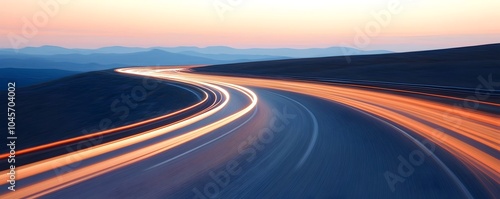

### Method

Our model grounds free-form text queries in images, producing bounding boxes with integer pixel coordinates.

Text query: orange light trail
[0,91,209,159]
[177,71,500,185]
[0,68,258,198]
[0,68,229,186]
[2,67,497,198]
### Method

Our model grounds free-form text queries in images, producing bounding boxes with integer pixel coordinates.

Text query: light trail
[152,69,500,189]
[114,68,500,183]
[176,72,499,187]
[327,82,500,107]
[1,68,258,198]
[2,66,497,198]
[0,69,226,182]
[0,70,226,187]
[0,91,210,159]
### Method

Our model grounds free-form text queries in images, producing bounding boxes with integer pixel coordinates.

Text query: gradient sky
[1,0,499,51]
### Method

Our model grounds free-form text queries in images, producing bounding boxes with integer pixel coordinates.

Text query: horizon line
[2,42,500,54]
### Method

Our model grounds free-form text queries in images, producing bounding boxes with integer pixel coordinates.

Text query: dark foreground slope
[0,71,203,152]
[196,44,500,89]
[0,68,79,89]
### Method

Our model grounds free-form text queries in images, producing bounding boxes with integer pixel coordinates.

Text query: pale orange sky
[1,0,499,51]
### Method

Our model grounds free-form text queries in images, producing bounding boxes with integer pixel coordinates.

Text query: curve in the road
[0,68,259,198]
[2,66,498,198]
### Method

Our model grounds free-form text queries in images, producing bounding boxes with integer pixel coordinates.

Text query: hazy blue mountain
[1,45,391,59]
[0,45,83,55]
[34,49,220,65]
[158,46,241,54]
[159,46,391,58]
[0,50,19,55]
[177,51,290,61]
[0,49,223,71]
[91,46,148,54]
[0,46,392,72]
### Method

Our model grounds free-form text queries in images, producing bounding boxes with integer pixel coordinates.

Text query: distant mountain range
[0,45,390,57]
[158,46,390,58]
[0,50,219,66]
[0,45,391,72]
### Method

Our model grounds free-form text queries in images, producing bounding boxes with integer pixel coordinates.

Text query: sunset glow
[1,0,499,51]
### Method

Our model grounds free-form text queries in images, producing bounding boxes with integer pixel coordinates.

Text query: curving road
[1,66,498,198]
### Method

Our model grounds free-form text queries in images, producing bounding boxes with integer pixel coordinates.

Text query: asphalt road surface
[1,67,498,199]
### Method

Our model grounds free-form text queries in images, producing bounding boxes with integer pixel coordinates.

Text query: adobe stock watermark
[384,74,499,192]
[340,0,405,63]
[192,106,296,199]
[51,76,163,180]
[8,0,70,49]
[212,0,244,20]
[383,132,441,192]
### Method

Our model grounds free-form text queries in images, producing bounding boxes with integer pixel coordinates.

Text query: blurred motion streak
[176,71,499,186]
[0,92,210,159]
[1,67,498,198]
